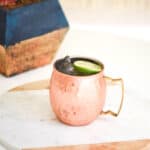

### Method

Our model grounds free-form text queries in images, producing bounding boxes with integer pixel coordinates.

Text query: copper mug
[50,57,124,126]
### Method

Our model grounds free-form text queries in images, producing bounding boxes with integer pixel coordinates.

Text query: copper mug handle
[101,76,124,117]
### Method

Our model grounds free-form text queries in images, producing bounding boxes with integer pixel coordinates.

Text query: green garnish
[73,60,102,74]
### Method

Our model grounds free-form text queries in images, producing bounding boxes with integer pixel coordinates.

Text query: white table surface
[0,26,150,149]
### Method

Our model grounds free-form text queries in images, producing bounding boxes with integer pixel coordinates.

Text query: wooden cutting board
[24,139,150,150]
[9,80,150,150]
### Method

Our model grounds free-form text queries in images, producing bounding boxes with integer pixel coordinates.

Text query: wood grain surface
[23,139,150,150]
[0,28,68,76]
[9,79,50,92]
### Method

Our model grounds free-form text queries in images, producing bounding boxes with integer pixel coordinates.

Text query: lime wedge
[73,60,102,74]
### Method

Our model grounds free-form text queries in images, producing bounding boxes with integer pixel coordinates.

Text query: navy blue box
[0,0,69,46]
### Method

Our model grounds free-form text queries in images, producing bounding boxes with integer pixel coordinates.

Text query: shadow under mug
[50,57,124,126]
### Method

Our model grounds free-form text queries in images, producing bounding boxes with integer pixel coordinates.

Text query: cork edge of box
[0,27,68,77]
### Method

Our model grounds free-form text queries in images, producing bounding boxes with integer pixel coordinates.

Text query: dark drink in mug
[56,56,103,76]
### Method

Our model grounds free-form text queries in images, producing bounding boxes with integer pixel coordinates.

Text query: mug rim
[53,56,105,77]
